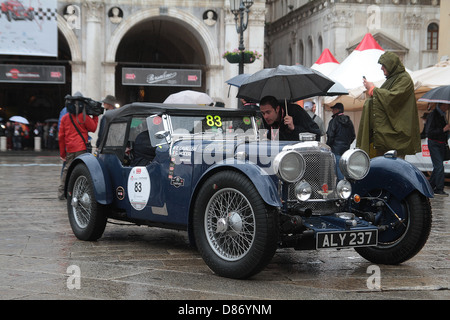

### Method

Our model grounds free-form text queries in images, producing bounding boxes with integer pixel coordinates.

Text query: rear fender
[352,156,434,199]
[65,153,113,205]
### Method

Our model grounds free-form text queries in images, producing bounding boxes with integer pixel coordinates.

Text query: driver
[259,96,320,141]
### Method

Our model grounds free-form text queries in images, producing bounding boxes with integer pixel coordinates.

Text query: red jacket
[58,113,98,158]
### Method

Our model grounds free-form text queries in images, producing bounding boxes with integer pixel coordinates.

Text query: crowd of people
[2,121,60,151]
[1,52,448,198]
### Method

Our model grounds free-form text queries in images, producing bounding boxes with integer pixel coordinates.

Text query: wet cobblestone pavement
[0,151,448,300]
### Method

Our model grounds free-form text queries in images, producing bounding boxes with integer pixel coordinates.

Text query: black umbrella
[418,85,450,104]
[237,64,335,103]
[225,73,251,87]
[326,81,349,96]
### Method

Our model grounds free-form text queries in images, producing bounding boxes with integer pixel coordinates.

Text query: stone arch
[105,7,220,66]
[57,14,82,62]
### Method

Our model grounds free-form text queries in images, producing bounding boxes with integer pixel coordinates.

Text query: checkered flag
[35,7,57,21]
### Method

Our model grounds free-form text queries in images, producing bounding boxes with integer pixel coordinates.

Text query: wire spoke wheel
[205,188,255,261]
[355,190,432,264]
[67,164,107,241]
[193,171,278,279]
[71,175,92,229]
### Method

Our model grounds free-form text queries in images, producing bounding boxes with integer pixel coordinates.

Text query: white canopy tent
[324,33,386,111]
[311,48,340,76]
[410,59,450,108]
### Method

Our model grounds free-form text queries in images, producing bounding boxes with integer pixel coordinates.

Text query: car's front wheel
[355,190,432,264]
[67,164,107,241]
[193,171,278,279]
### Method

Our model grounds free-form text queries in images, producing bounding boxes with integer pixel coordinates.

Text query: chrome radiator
[287,146,340,215]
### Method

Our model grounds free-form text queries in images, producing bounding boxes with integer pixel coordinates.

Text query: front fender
[65,153,113,205]
[195,159,281,208]
[353,156,434,199]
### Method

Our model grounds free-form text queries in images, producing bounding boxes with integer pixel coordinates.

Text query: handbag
[445,144,450,161]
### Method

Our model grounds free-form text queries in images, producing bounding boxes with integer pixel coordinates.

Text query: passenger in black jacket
[259,96,321,141]
[425,103,450,196]
[326,103,356,180]
[131,130,156,166]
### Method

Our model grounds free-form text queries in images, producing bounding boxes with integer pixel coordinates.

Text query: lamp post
[229,0,254,75]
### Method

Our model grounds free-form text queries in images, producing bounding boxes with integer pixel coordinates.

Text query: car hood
[171,138,329,167]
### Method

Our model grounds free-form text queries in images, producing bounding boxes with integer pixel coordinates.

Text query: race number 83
[206,115,222,127]
[127,167,151,211]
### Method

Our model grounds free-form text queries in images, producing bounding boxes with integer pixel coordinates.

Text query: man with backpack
[57,93,99,200]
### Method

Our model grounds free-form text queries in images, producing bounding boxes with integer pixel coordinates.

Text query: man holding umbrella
[425,103,450,196]
[237,64,334,141]
[259,96,320,141]
[418,85,450,196]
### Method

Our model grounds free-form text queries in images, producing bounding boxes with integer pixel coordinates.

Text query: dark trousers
[58,150,87,199]
[428,139,446,192]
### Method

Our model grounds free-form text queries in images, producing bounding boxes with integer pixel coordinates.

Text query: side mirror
[154,130,171,145]
[155,130,169,139]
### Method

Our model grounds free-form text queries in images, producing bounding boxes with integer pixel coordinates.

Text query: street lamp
[229,0,254,75]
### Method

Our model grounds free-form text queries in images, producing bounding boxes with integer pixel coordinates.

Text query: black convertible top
[98,102,259,150]
[104,102,258,124]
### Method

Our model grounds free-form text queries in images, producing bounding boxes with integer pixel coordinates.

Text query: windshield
[170,115,259,139]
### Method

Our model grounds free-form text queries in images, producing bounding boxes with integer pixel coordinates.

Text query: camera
[83,97,103,116]
[65,94,104,116]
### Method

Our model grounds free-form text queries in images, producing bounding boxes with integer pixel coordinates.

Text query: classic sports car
[64,103,433,279]
[1,1,34,22]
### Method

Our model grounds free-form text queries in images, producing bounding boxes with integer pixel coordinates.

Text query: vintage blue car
[64,103,433,279]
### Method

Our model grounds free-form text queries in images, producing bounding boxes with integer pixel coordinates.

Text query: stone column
[70,60,86,94]
[102,62,117,102]
[83,1,104,101]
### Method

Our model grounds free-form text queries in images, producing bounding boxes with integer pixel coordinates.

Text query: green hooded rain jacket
[356,51,421,157]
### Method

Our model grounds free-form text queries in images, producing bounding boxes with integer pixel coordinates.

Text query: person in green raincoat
[357,51,421,158]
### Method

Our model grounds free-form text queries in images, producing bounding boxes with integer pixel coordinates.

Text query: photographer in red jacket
[58,93,99,200]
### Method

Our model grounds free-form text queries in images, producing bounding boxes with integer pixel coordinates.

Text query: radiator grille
[288,150,340,215]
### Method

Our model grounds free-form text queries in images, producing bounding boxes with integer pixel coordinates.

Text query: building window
[427,23,439,50]
[298,41,304,65]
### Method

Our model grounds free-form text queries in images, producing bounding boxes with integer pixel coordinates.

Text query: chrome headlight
[336,179,352,199]
[273,150,305,183]
[339,149,370,180]
[295,180,312,201]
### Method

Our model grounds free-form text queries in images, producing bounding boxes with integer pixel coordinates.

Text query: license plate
[316,230,378,249]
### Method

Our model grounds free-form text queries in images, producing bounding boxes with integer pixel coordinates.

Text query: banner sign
[0,64,65,83]
[122,67,202,87]
[0,0,57,57]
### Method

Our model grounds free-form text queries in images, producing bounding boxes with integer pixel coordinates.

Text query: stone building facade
[265,0,441,71]
[0,0,443,127]
[59,0,266,108]
[0,0,266,125]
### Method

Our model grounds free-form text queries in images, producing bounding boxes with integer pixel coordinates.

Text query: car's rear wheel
[355,190,432,264]
[193,171,278,279]
[67,164,107,241]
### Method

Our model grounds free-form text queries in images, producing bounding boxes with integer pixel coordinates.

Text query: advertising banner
[0,64,65,83]
[0,0,57,57]
[122,67,202,87]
